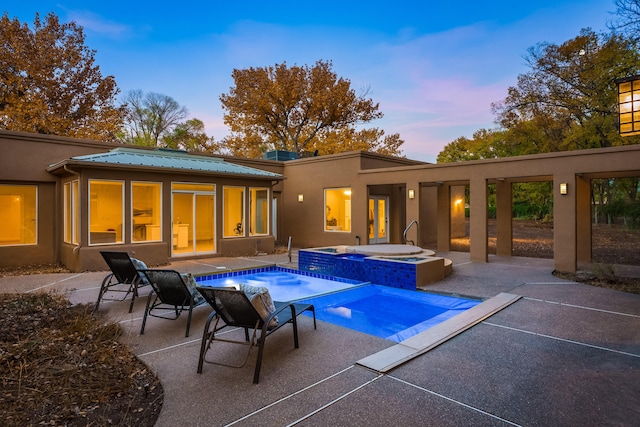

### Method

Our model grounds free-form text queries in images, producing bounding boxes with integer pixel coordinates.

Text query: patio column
[554,174,577,273]
[436,184,451,251]
[405,181,420,246]
[496,180,512,257]
[576,175,592,266]
[470,177,488,263]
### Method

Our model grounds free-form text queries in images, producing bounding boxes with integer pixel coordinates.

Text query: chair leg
[198,311,218,373]
[128,281,138,313]
[185,303,194,337]
[309,306,317,329]
[291,310,299,349]
[95,274,113,311]
[253,329,268,384]
[140,291,155,335]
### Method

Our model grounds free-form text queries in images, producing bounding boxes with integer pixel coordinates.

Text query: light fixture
[297,194,304,202]
[408,189,415,199]
[559,183,568,195]
[455,198,463,205]
[617,75,640,136]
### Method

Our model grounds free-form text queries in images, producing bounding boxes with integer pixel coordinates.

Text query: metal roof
[48,147,283,179]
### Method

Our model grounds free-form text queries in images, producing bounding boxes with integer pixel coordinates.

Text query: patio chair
[139,269,206,337]
[196,285,316,383]
[96,251,147,313]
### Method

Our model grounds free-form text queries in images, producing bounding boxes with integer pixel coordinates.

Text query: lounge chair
[139,269,206,337]
[196,285,316,383]
[96,251,147,313]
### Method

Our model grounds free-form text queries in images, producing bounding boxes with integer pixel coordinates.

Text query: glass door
[368,196,388,244]
[171,183,215,256]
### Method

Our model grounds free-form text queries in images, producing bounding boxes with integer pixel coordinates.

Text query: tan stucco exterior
[1,130,640,273]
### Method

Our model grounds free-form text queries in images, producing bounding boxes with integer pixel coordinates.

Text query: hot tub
[298,245,451,289]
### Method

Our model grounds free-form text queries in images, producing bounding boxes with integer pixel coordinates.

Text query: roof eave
[47,159,285,181]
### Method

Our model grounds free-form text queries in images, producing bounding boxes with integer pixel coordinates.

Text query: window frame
[64,180,79,245]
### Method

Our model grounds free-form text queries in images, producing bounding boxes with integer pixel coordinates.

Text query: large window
[132,182,162,242]
[64,180,79,244]
[324,188,351,232]
[0,184,37,246]
[223,186,245,237]
[250,187,269,236]
[89,180,123,245]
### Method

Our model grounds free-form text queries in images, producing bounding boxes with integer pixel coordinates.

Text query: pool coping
[356,292,522,373]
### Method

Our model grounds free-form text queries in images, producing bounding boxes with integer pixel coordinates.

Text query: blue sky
[4,1,614,162]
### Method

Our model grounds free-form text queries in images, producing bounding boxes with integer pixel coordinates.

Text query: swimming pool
[195,266,480,343]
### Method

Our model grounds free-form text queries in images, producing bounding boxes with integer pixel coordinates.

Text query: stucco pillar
[436,184,451,251]
[496,180,512,257]
[405,182,420,245]
[450,185,466,238]
[470,177,488,263]
[554,175,577,273]
[576,175,592,266]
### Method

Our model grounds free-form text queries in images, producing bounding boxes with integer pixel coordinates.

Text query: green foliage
[162,118,222,153]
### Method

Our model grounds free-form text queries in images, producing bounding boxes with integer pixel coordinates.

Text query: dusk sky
[5,1,614,162]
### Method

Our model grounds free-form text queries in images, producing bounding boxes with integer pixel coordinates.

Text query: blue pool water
[296,285,480,342]
[195,267,480,343]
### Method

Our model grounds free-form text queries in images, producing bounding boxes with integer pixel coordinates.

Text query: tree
[0,12,124,140]
[120,90,188,146]
[491,29,640,152]
[609,0,640,40]
[219,60,403,157]
[162,118,223,153]
[437,129,511,163]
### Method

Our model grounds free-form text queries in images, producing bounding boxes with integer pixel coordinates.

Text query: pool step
[356,292,522,373]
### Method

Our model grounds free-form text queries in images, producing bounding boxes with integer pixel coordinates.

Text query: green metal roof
[49,147,283,179]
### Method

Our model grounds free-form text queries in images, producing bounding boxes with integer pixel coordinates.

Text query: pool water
[296,285,481,342]
[195,268,358,301]
[195,267,480,343]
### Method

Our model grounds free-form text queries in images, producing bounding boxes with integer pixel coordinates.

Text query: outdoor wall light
[617,75,640,136]
[455,198,463,205]
[298,194,304,202]
[408,189,415,199]
[559,183,568,195]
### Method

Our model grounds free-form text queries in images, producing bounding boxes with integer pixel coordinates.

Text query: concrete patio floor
[2,251,639,426]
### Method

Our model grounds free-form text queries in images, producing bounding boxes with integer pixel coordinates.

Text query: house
[2,129,640,273]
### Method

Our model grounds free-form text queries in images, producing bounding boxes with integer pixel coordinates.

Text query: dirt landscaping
[451,219,640,294]
[451,219,640,265]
